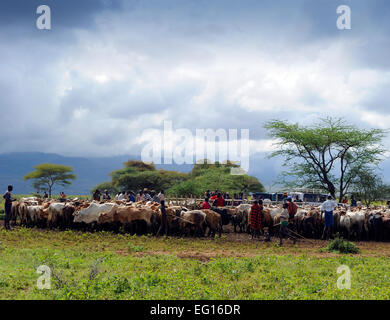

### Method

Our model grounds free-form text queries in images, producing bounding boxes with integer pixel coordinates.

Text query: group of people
[249,195,340,244]
[202,191,226,209]
[92,189,113,201]
[249,197,299,245]
[341,196,358,207]
[202,190,251,208]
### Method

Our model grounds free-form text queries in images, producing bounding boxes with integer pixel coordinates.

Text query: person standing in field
[202,198,211,210]
[157,190,168,236]
[144,191,152,201]
[93,189,101,201]
[129,192,135,202]
[60,192,66,202]
[136,191,144,202]
[3,185,15,230]
[216,193,225,207]
[321,196,338,240]
[279,203,296,245]
[152,191,160,203]
[250,200,263,239]
[102,190,111,200]
[286,197,298,231]
[209,192,217,201]
[350,196,357,207]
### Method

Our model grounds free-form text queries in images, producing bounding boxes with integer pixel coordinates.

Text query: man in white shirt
[321,196,338,240]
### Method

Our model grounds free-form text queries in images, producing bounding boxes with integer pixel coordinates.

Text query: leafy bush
[127,243,145,252]
[327,237,360,254]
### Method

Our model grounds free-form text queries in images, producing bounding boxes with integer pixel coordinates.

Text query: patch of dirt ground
[3,225,390,259]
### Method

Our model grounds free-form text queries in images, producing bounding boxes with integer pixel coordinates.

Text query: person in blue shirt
[350,196,357,207]
[129,192,135,202]
[3,185,15,230]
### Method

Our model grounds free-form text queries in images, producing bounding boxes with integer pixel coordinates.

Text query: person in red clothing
[250,200,264,239]
[216,193,225,207]
[209,193,217,200]
[202,198,211,210]
[286,197,298,231]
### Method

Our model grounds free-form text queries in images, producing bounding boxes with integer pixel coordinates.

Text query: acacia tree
[24,163,76,197]
[108,160,188,192]
[264,117,387,201]
[352,170,390,206]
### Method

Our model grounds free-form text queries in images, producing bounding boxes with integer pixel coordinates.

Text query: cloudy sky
[1,0,390,183]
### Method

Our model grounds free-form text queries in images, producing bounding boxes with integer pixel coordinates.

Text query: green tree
[264,117,387,201]
[168,162,264,196]
[351,170,390,206]
[123,160,156,172]
[168,180,202,197]
[107,160,188,193]
[24,163,76,197]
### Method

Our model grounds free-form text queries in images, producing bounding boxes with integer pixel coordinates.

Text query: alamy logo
[37,265,51,289]
[141,121,250,175]
[336,5,351,30]
[36,5,51,30]
[337,265,351,289]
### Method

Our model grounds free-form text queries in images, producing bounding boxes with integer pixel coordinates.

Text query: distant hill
[0,152,282,195]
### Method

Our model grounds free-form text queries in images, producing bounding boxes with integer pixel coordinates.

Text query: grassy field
[0,227,389,300]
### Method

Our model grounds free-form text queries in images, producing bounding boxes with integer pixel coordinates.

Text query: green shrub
[327,237,360,254]
[127,243,145,253]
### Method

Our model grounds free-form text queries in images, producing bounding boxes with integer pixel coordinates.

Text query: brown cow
[202,209,222,237]
[98,205,156,233]
[179,210,206,236]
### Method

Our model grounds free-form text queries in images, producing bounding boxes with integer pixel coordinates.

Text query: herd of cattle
[7,197,390,241]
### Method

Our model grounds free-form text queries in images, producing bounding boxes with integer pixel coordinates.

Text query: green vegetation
[92,160,264,196]
[0,228,389,299]
[95,160,188,195]
[327,237,360,254]
[24,163,77,197]
[351,170,390,206]
[169,161,264,196]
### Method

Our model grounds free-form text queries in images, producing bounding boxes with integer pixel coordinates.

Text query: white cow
[269,207,283,218]
[48,202,72,227]
[26,205,44,224]
[73,202,116,224]
[339,214,351,238]
[346,210,365,240]
[20,197,39,202]
[263,199,272,206]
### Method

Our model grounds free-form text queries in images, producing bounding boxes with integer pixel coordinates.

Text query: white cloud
[360,111,390,129]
